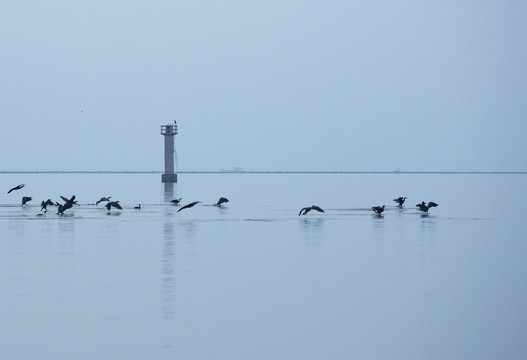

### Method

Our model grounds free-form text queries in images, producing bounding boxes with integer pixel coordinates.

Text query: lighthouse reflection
[164,182,175,202]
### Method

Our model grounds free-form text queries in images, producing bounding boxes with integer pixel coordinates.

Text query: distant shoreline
[1,170,526,175]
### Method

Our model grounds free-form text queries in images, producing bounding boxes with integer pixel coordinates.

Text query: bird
[393,197,406,207]
[60,195,79,206]
[21,196,32,206]
[177,201,201,212]
[106,201,122,211]
[58,195,76,214]
[416,201,439,213]
[40,199,54,211]
[372,205,385,215]
[170,198,182,205]
[134,204,141,210]
[96,196,111,206]
[299,205,325,216]
[7,184,25,194]
[216,197,229,206]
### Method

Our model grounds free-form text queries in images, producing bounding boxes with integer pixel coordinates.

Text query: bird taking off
[372,205,385,215]
[21,196,32,206]
[106,201,122,211]
[7,184,25,194]
[216,197,229,206]
[58,195,76,214]
[393,197,406,207]
[416,201,438,213]
[299,205,325,216]
[177,201,201,212]
[41,199,54,211]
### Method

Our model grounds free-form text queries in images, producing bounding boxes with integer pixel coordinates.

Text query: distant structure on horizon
[160,122,178,183]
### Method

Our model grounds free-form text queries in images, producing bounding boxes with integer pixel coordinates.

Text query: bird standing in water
[372,205,385,215]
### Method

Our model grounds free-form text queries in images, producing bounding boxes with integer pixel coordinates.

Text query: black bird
[7,184,25,194]
[177,201,201,212]
[106,201,122,211]
[416,201,439,213]
[21,196,32,206]
[299,205,325,216]
[372,205,385,215]
[40,199,54,211]
[216,197,229,206]
[134,204,141,210]
[170,198,182,205]
[60,195,79,206]
[58,195,76,214]
[96,197,111,206]
[393,197,406,207]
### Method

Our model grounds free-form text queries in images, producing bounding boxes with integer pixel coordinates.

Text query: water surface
[1,173,526,360]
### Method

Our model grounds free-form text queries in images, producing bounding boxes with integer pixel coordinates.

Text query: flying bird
[177,201,201,212]
[40,199,54,211]
[96,197,111,206]
[134,204,141,210]
[106,201,122,211]
[216,197,229,206]
[58,195,76,214]
[170,198,182,205]
[21,196,32,206]
[393,197,406,207]
[7,184,25,194]
[416,201,439,213]
[372,205,385,215]
[60,195,79,206]
[299,205,325,216]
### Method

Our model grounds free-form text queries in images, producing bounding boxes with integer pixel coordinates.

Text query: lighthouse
[160,122,178,183]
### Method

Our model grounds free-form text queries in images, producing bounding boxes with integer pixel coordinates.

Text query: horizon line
[1,170,526,175]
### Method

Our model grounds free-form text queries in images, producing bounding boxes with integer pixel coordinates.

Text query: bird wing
[299,207,308,216]
[312,206,324,213]
[60,196,69,203]
[178,204,190,212]
[114,202,122,210]
[428,202,438,208]
[177,202,196,212]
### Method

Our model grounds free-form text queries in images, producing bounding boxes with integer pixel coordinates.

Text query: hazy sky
[1,0,526,172]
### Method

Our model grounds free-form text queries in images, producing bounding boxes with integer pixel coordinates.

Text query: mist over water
[1,173,526,360]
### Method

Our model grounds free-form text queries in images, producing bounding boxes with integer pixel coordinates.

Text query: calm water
[1,173,526,360]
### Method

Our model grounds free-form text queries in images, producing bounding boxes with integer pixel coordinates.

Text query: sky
[1,0,526,172]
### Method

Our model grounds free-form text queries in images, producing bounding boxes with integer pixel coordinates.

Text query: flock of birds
[299,196,438,217]
[5,184,231,215]
[6,184,438,217]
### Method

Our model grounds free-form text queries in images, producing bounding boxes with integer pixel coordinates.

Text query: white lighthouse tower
[160,122,178,183]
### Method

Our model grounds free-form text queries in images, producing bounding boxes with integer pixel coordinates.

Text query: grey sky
[1,0,526,172]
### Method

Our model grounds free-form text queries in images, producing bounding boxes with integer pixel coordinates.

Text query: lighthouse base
[162,174,178,183]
